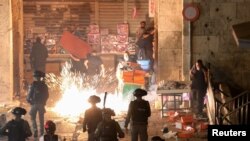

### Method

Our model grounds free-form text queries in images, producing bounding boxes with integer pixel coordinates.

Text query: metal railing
[206,69,250,125]
[213,88,231,124]
[218,90,250,125]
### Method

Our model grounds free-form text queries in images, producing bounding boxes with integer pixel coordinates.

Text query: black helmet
[12,107,27,115]
[45,120,56,134]
[102,108,115,116]
[33,70,45,78]
[36,37,41,43]
[133,88,147,97]
[162,127,169,133]
[88,95,101,104]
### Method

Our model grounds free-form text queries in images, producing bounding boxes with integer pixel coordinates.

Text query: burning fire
[46,62,130,120]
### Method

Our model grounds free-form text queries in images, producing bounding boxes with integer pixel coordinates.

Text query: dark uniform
[30,37,48,73]
[95,108,124,141]
[125,88,151,141]
[190,60,208,117]
[83,95,103,141]
[0,107,32,141]
[27,71,49,137]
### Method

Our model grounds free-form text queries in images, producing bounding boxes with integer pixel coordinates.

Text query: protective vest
[99,120,117,141]
[131,100,150,124]
[28,81,49,105]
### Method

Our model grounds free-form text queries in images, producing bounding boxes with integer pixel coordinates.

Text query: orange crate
[166,111,175,116]
[177,130,195,138]
[200,122,208,130]
[181,115,194,123]
[134,76,144,80]
[122,71,134,77]
[133,80,145,85]
[134,76,145,84]
[167,116,178,122]
[128,62,140,68]
[134,70,146,75]
[123,77,133,83]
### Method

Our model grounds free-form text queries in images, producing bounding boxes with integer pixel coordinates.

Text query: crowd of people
[0,87,152,141]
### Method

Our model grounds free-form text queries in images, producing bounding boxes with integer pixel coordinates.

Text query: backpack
[29,81,48,105]
[131,100,150,123]
[99,120,117,141]
[7,119,32,141]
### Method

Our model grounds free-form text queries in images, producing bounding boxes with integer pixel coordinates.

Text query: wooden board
[157,89,190,94]
[60,31,91,59]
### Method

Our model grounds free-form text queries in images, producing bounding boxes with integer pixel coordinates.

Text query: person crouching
[95,108,125,141]
[39,120,60,141]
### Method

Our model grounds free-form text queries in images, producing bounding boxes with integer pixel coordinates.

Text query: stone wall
[0,0,13,101]
[156,0,183,81]
[157,0,250,89]
[187,0,250,89]
[12,0,24,98]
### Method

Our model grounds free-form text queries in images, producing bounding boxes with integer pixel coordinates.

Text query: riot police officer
[83,95,103,141]
[0,107,32,141]
[39,120,61,141]
[124,88,151,141]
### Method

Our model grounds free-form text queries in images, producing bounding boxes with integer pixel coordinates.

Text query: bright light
[52,86,93,117]
[46,62,129,121]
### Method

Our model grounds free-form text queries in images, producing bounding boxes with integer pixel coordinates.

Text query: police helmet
[102,108,115,116]
[163,127,169,133]
[88,95,101,104]
[133,88,147,97]
[11,107,27,115]
[45,120,56,134]
[33,70,45,78]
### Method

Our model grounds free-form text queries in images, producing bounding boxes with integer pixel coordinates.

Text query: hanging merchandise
[117,23,129,35]
[132,6,137,19]
[87,34,100,44]
[149,0,155,17]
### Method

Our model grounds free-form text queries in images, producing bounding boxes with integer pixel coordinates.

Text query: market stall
[157,81,191,117]
[120,63,147,101]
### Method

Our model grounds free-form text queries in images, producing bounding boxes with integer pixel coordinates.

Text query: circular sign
[182,4,200,22]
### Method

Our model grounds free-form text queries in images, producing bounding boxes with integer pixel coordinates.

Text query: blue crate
[137,59,150,71]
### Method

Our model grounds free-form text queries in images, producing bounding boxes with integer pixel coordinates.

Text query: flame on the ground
[46,62,129,120]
